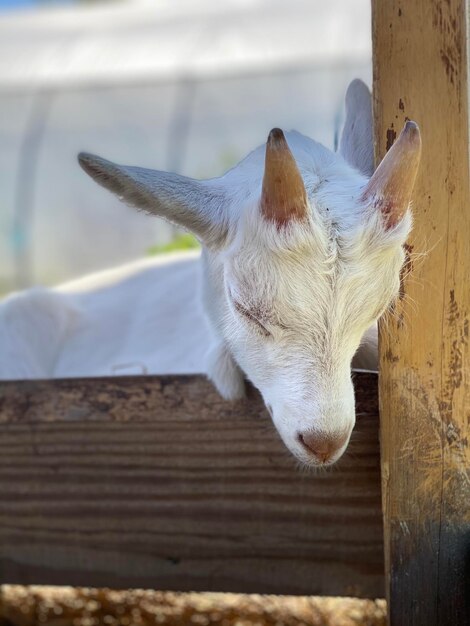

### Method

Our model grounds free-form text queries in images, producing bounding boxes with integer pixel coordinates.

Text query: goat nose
[297,430,349,463]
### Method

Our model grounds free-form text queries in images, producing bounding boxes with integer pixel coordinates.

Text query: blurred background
[0,0,371,295]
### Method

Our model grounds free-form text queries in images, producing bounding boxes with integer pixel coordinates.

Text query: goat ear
[78,153,228,246]
[339,79,374,177]
[361,121,421,228]
[260,128,308,226]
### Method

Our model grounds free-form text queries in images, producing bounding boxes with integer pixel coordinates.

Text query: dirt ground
[0,587,386,626]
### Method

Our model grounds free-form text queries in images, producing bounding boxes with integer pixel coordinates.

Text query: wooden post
[373,1,470,624]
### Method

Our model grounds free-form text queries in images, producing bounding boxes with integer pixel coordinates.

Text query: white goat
[0,80,421,466]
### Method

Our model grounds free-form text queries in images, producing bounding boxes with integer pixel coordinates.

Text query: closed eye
[233,300,272,337]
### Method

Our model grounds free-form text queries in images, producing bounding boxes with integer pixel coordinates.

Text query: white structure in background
[0,0,371,292]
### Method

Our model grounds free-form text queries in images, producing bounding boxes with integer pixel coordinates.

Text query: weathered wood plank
[0,373,383,597]
[373,1,470,624]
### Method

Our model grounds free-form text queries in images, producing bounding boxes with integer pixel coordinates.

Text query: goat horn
[362,120,421,228]
[261,128,308,225]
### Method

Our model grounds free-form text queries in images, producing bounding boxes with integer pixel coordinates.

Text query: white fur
[0,250,378,380]
[0,80,412,466]
[0,252,212,379]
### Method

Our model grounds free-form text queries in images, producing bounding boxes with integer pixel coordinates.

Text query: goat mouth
[296,452,339,469]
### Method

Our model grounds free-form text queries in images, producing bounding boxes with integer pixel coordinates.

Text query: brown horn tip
[261,128,308,226]
[404,120,419,134]
[267,127,286,144]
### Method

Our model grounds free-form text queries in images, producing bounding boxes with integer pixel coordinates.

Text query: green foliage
[146,233,200,256]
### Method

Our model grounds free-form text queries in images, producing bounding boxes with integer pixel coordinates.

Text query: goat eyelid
[232,300,272,337]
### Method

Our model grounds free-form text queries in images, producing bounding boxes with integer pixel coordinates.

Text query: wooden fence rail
[0,372,382,597]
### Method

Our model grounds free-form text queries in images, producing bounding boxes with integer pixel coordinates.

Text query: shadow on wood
[0,372,383,597]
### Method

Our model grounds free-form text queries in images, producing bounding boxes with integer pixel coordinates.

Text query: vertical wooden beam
[373,1,470,624]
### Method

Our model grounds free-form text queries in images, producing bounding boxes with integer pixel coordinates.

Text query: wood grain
[0,373,383,597]
[373,1,470,624]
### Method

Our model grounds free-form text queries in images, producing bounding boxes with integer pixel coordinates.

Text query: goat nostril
[298,433,331,462]
[297,430,348,463]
